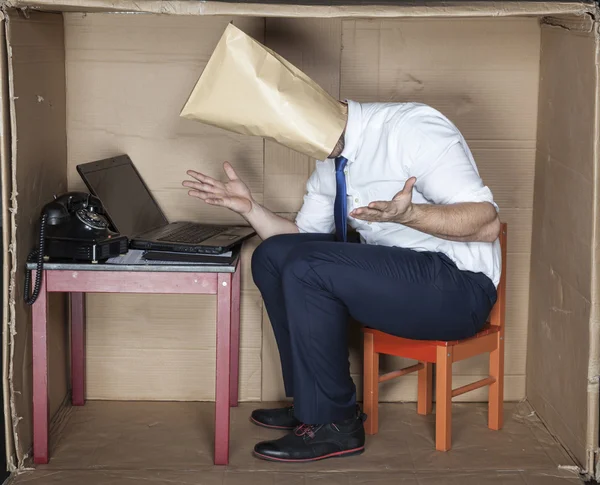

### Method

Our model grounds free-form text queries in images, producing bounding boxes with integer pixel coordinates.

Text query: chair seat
[362,323,500,363]
[361,224,507,451]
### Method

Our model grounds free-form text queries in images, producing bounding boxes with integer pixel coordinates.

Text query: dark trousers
[251,233,497,425]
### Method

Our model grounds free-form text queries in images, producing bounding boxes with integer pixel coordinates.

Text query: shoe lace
[294,423,321,439]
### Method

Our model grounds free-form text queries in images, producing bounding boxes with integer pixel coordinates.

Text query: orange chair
[362,223,507,451]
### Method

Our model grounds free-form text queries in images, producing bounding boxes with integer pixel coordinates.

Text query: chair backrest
[489,222,507,328]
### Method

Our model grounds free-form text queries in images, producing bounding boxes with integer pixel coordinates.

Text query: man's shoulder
[358,100,434,113]
[360,101,449,128]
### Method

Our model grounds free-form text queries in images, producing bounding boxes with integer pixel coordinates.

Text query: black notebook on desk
[142,248,238,265]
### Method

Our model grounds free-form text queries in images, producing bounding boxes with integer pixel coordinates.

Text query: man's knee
[281,242,330,285]
[251,234,300,287]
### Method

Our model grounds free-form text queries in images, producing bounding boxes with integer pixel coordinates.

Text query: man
[182,99,501,463]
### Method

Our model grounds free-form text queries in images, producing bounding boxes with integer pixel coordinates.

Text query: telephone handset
[43,191,107,228]
[24,192,128,305]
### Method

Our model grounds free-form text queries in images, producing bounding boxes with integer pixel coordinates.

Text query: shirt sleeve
[406,116,498,211]
[295,165,336,234]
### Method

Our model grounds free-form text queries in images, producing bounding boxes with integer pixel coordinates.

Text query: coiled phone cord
[24,213,47,305]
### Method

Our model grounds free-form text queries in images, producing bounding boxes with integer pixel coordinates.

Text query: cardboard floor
[8,402,585,484]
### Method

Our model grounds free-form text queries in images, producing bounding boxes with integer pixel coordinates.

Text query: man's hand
[183,161,253,215]
[183,161,299,240]
[350,176,500,243]
[350,177,416,223]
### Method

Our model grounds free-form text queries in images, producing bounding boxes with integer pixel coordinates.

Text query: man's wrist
[396,203,418,225]
[242,198,260,220]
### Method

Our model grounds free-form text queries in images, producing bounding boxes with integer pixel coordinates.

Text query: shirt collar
[339,99,361,163]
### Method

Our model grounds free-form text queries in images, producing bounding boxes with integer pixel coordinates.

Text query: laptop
[76,155,256,254]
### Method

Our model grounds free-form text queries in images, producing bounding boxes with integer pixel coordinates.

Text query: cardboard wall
[63,13,540,405]
[5,0,597,19]
[527,21,597,469]
[64,14,264,402]
[0,12,15,467]
[341,17,540,402]
[6,12,69,462]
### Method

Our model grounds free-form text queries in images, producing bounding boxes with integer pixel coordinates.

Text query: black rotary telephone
[24,192,128,305]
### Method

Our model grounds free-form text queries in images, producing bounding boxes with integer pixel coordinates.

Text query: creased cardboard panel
[590,21,600,482]
[264,16,538,403]
[341,17,539,399]
[0,12,16,469]
[527,24,596,469]
[6,11,68,464]
[342,18,540,143]
[65,13,264,226]
[4,0,596,18]
[64,14,265,401]
[85,290,262,401]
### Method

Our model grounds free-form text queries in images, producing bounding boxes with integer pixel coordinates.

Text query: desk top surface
[26,257,239,273]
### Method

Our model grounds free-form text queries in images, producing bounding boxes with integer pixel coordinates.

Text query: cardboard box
[0,0,598,482]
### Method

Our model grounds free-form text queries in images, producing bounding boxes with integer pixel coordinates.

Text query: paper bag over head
[180,23,347,160]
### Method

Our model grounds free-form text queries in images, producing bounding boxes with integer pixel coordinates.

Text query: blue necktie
[334,156,348,242]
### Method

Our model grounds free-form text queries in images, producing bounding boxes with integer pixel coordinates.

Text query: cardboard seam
[589,21,600,482]
[526,386,588,475]
[542,12,597,32]
[529,254,592,305]
[2,0,597,18]
[46,393,73,458]
[0,6,15,472]
[3,10,24,469]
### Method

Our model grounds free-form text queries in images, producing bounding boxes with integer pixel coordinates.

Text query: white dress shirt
[295,100,501,287]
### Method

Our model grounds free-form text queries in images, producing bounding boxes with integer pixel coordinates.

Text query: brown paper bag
[180,23,347,160]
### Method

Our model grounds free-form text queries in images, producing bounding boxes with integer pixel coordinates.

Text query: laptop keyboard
[157,225,225,244]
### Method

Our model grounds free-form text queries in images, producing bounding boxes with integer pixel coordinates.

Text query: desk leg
[230,266,241,407]
[215,273,232,465]
[32,271,49,464]
[70,293,86,406]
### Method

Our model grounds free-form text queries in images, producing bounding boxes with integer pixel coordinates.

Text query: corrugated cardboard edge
[3,9,23,468]
[589,17,600,482]
[2,0,596,18]
[0,7,15,472]
[536,14,600,481]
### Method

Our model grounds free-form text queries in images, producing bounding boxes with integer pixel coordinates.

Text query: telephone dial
[24,192,128,305]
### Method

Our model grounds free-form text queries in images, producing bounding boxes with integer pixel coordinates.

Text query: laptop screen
[77,156,168,238]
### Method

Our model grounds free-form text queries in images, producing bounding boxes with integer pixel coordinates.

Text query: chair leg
[488,329,505,431]
[435,346,453,452]
[417,362,433,415]
[363,332,379,435]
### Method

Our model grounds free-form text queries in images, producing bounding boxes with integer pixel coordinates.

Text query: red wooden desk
[28,257,241,466]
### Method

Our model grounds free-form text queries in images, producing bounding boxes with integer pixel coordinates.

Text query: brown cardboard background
[64,14,265,402]
[526,22,596,469]
[342,17,539,402]
[4,0,596,19]
[1,5,597,478]
[264,16,539,402]
[63,14,540,405]
[5,11,69,463]
[0,12,16,467]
